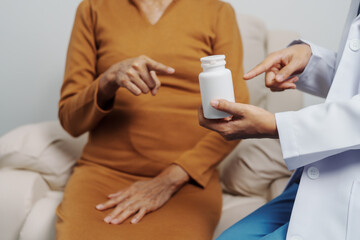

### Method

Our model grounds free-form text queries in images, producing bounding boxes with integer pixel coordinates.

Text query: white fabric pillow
[0,121,87,190]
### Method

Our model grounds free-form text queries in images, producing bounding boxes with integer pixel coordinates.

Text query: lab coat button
[289,236,303,240]
[307,167,319,180]
[349,39,360,51]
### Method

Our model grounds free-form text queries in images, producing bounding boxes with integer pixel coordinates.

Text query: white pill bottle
[199,55,235,119]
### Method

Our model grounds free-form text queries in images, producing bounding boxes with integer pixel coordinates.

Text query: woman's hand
[198,99,278,140]
[96,164,189,225]
[97,55,175,109]
[244,44,312,91]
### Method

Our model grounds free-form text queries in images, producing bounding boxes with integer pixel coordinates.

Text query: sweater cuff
[173,139,238,188]
[173,156,214,188]
[93,75,115,114]
[58,75,114,137]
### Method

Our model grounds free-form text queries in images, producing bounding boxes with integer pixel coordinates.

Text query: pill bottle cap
[200,55,226,70]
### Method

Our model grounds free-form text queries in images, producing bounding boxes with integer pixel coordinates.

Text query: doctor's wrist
[261,113,279,139]
[269,114,279,138]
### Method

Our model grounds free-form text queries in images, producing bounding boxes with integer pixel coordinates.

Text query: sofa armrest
[0,169,50,240]
[0,121,87,191]
[19,191,63,240]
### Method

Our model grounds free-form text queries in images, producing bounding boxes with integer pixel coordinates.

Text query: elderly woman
[56,0,248,239]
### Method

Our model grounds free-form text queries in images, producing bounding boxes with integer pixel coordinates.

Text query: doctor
[199,0,360,239]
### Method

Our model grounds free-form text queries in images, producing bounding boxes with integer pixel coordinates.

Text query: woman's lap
[217,183,299,240]
[56,161,222,240]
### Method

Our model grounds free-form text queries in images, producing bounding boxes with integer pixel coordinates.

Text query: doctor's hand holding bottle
[198,43,312,140]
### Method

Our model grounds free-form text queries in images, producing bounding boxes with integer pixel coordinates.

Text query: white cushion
[0,170,49,240]
[19,191,63,240]
[0,121,87,190]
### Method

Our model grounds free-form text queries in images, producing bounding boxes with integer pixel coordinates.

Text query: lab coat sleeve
[276,94,360,170]
[289,40,337,98]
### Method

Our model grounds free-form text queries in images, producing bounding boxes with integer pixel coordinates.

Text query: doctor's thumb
[210,99,242,116]
[275,61,300,82]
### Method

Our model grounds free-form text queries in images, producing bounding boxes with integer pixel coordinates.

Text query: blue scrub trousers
[217,183,299,240]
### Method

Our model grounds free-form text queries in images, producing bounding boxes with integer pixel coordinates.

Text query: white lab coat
[275,0,360,239]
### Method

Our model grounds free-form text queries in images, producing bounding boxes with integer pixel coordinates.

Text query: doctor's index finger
[243,54,281,80]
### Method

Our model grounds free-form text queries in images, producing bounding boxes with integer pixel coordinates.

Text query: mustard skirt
[56,161,222,240]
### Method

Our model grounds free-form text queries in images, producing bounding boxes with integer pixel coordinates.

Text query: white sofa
[0,12,301,240]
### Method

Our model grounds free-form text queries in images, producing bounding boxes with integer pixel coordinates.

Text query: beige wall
[225,0,352,51]
[0,0,82,135]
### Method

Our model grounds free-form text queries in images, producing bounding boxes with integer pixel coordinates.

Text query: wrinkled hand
[244,44,312,91]
[97,55,175,109]
[198,99,278,140]
[101,55,175,96]
[96,164,189,225]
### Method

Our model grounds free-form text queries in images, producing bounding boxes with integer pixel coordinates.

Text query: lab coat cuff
[275,111,300,170]
[288,39,332,98]
[288,39,321,58]
[287,39,319,80]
